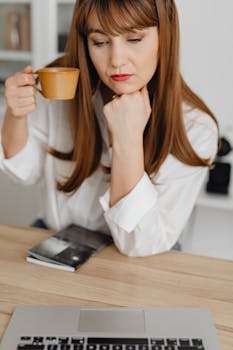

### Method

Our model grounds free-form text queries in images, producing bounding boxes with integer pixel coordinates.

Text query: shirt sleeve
[0,95,49,185]
[99,111,218,256]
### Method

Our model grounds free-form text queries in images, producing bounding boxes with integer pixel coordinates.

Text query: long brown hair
[50,0,218,193]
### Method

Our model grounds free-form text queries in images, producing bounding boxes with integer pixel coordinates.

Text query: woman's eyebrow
[87,27,143,37]
[87,28,107,36]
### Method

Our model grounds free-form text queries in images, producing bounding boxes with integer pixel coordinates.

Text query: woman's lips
[110,74,132,82]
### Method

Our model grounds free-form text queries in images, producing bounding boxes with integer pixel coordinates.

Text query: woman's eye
[127,38,142,43]
[93,41,108,47]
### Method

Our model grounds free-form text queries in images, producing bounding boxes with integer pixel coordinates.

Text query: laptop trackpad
[78,309,145,333]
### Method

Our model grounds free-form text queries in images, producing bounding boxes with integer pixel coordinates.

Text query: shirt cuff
[0,135,36,181]
[99,172,158,233]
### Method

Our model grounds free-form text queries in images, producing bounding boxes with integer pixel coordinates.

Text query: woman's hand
[5,65,37,119]
[103,86,151,147]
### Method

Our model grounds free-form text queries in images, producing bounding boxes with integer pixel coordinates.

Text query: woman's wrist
[111,132,143,152]
[6,107,28,121]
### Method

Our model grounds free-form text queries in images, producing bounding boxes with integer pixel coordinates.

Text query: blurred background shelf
[57,0,75,4]
[0,49,31,61]
[0,0,75,79]
[0,0,73,122]
[0,0,31,4]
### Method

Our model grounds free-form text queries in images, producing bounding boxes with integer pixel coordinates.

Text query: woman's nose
[109,42,127,68]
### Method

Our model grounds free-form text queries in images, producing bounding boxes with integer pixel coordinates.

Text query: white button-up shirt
[0,89,218,256]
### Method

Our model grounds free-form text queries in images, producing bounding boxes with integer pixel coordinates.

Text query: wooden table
[0,224,233,349]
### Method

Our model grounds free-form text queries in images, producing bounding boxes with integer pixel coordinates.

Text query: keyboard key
[139,345,148,350]
[125,346,134,350]
[151,346,162,350]
[113,346,123,350]
[18,344,45,350]
[21,337,32,341]
[33,338,44,344]
[87,345,96,350]
[59,338,69,344]
[45,336,57,342]
[151,339,165,346]
[60,345,70,350]
[179,339,190,346]
[73,345,83,350]
[62,346,70,350]
[88,339,148,345]
[164,346,175,350]
[47,345,58,350]
[192,339,203,346]
[100,345,110,350]
[166,339,177,345]
[177,347,204,350]
[71,338,84,344]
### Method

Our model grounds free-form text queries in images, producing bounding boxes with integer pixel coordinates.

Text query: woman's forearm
[1,108,28,159]
[110,136,144,207]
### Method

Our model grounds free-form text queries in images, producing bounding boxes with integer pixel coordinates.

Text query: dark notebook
[26,224,113,272]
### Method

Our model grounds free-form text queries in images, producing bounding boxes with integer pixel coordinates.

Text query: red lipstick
[111,74,132,82]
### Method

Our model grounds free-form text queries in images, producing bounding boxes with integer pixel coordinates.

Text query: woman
[0,0,218,256]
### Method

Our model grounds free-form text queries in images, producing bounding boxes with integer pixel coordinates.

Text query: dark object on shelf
[206,161,231,194]
[206,136,232,195]
[217,137,232,157]
[58,33,68,53]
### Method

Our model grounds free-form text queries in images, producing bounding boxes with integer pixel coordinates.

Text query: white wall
[175,0,233,259]
[0,115,40,226]
[176,0,233,138]
[0,174,40,226]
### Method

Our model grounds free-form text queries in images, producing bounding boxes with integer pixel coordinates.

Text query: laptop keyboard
[17,337,205,350]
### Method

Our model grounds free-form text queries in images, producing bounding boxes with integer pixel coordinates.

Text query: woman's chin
[112,86,142,95]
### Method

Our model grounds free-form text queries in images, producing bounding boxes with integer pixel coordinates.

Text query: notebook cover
[27,224,113,271]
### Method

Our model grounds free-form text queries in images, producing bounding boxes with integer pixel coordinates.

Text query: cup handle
[33,85,43,95]
[29,71,43,95]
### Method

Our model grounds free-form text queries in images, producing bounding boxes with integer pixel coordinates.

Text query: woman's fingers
[141,85,151,117]
[5,66,37,118]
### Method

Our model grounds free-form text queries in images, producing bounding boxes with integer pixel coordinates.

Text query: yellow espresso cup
[33,67,80,100]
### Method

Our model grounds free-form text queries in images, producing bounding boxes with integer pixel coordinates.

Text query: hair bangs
[79,0,158,37]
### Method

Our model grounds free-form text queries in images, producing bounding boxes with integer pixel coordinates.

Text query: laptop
[0,306,221,350]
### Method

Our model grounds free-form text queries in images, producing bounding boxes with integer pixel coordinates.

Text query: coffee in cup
[32,67,80,100]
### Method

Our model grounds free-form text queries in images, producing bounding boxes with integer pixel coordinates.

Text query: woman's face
[87,14,159,95]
